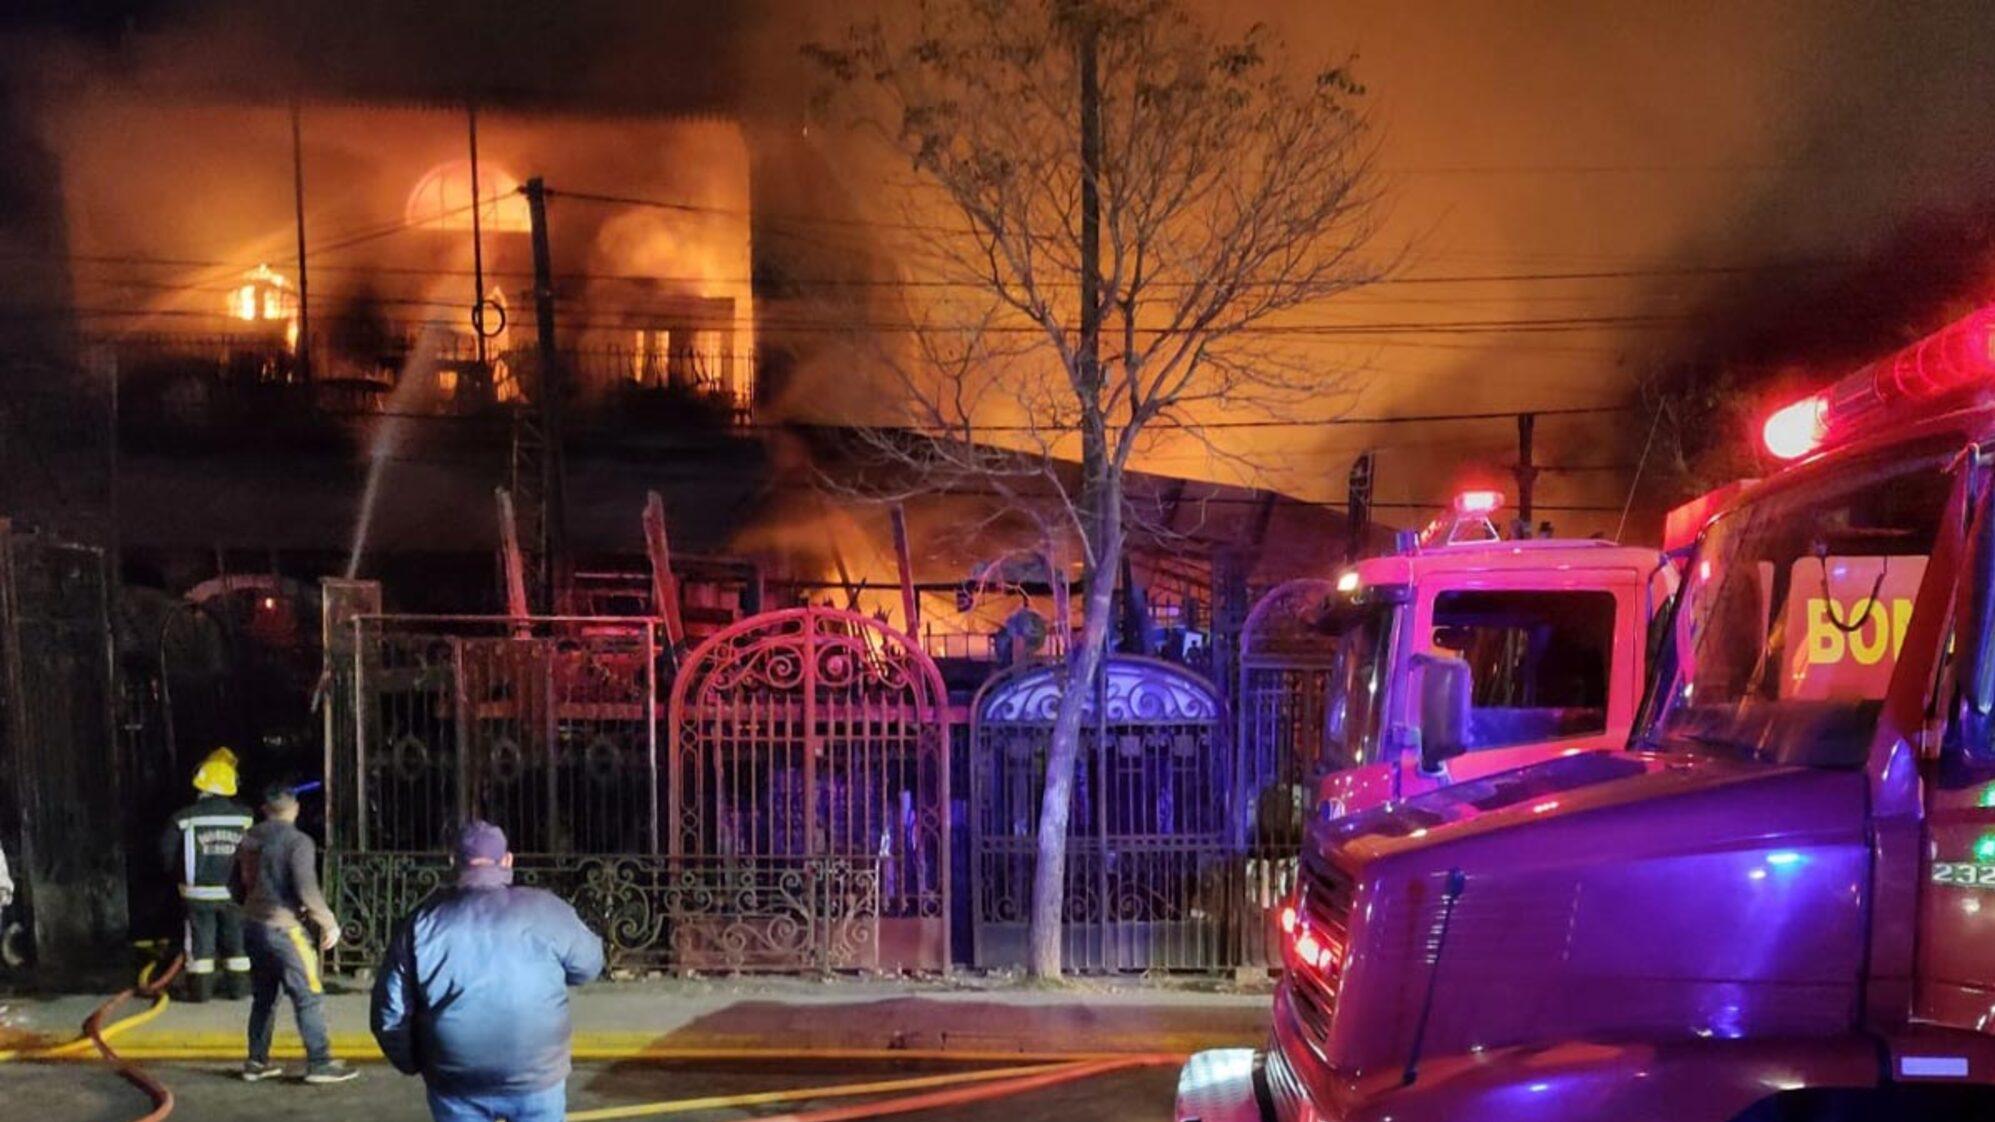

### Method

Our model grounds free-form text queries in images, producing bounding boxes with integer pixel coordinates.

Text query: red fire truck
[1309,492,1672,822]
[1179,305,1995,1121]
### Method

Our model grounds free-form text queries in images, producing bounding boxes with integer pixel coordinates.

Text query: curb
[39,1030,1236,1061]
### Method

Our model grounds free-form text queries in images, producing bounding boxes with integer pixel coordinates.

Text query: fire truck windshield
[1648,448,1956,768]
[1322,602,1396,771]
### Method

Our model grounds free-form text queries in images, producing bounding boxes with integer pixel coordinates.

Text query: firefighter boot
[184,971,214,1003]
[220,966,250,1000]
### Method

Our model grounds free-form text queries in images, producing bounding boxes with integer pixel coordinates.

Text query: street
[0,1057,1177,1122]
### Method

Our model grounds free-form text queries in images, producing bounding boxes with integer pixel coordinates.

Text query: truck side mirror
[1413,652,1473,773]
[1957,479,1995,766]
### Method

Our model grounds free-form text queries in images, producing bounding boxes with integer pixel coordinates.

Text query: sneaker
[303,1060,359,1085]
[239,1060,283,1083]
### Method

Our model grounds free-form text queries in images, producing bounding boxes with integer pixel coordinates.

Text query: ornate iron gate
[326,615,663,971]
[1234,578,1340,966]
[969,655,1230,972]
[668,607,948,973]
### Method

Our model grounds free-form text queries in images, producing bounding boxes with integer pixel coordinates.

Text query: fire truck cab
[1310,492,1671,822]
[1179,306,1995,1122]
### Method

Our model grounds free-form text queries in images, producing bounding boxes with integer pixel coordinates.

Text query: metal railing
[97,332,755,425]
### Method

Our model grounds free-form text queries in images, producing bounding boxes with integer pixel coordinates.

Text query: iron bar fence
[327,607,943,974]
[325,584,1326,974]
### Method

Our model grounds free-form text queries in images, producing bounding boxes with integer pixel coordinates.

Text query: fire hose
[0,952,186,1121]
[564,1055,1178,1122]
[82,954,186,1122]
[4,953,1178,1122]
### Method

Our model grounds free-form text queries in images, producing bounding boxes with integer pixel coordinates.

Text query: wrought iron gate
[969,655,1230,971]
[669,607,948,973]
[1234,578,1340,966]
[326,615,664,970]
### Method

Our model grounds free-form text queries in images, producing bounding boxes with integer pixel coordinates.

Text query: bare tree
[810,0,1386,977]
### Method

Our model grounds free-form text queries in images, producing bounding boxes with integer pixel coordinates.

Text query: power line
[204,437,1625,515]
[30,246,1874,292]
[185,403,1631,432]
[34,302,1689,338]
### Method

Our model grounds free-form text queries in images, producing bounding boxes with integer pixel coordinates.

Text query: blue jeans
[243,922,332,1065]
[425,1082,567,1122]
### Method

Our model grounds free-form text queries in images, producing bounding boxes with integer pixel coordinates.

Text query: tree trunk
[1027,490,1122,978]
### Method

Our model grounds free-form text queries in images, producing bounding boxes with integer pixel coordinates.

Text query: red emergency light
[1453,489,1504,515]
[1761,305,1995,460]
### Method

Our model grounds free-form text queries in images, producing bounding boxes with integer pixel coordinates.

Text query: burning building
[6,61,1382,974]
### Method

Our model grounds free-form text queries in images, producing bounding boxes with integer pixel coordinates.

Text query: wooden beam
[643,491,686,648]
[890,504,920,635]
[495,488,530,622]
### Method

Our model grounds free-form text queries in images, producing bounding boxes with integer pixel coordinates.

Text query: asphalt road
[0,1057,1179,1122]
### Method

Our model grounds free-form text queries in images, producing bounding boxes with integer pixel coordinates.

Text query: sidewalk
[3,975,1272,1059]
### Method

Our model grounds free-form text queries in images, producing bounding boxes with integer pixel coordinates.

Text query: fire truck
[1309,491,1672,821]
[1178,305,1995,1121]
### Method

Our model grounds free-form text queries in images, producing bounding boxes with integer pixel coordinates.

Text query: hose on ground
[567,1054,1177,1122]
[83,953,185,1122]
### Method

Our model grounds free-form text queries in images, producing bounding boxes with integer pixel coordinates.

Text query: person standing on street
[371,820,604,1122]
[160,747,255,1002]
[230,783,357,1085]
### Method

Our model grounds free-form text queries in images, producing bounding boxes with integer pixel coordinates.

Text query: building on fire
[0,88,1383,975]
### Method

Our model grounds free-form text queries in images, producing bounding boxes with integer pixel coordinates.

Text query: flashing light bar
[1453,489,1504,516]
[1761,394,1828,460]
[1762,305,1995,460]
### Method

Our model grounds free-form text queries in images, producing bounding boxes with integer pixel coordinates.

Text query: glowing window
[404,161,530,233]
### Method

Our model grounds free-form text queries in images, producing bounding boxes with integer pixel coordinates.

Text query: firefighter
[160,748,255,1001]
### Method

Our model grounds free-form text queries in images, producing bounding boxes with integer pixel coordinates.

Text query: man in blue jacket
[370,821,604,1122]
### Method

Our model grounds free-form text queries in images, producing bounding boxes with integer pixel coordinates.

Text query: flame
[227,264,300,350]
[405,160,530,233]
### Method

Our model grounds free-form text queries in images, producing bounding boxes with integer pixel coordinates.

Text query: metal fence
[669,607,950,972]
[969,655,1242,972]
[330,616,661,856]
[1231,578,1340,967]
[325,606,947,974]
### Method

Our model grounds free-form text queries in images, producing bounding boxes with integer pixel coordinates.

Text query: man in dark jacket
[161,747,255,1001]
[371,821,604,1122]
[231,784,357,1084]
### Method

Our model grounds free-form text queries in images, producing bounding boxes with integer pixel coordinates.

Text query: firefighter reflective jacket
[161,795,255,902]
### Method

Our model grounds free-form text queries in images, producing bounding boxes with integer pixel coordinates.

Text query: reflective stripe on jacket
[161,796,254,895]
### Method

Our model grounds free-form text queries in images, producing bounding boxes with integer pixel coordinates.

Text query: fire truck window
[1654,447,1954,769]
[1431,589,1616,749]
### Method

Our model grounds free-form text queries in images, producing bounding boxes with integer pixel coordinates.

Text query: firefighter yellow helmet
[192,748,239,797]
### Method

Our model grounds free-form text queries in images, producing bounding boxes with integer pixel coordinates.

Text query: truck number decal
[1929,862,1995,887]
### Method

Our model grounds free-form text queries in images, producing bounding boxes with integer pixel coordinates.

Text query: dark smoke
[1636,1,1995,500]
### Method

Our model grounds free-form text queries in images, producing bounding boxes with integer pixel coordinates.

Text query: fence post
[353,618,369,852]
[646,620,660,856]
[453,638,472,829]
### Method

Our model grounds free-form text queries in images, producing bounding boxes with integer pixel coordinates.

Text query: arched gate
[669,607,949,972]
[1235,578,1341,965]
[970,656,1230,971]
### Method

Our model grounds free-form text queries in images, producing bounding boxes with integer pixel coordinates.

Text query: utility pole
[466,105,488,370]
[1513,411,1539,534]
[289,100,312,384]
[516,177,567,613]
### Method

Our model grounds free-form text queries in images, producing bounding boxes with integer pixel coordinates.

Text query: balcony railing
[97,331,754,429]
